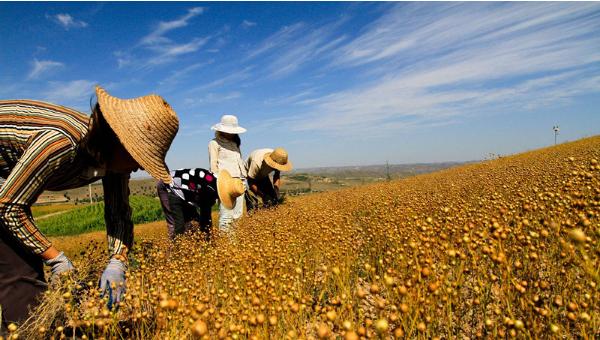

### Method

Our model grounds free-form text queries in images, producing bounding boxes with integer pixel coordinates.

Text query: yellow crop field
[14,136,599,339]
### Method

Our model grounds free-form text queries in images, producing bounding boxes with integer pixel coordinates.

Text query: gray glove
[44,251,75,281]
[99,258,127,310]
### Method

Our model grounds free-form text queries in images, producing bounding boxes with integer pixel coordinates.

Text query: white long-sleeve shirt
[208,135,247,178]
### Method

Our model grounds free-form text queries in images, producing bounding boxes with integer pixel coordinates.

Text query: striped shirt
[0,100,133,256]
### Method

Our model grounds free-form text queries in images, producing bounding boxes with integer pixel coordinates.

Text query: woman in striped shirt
[0,86,178,324]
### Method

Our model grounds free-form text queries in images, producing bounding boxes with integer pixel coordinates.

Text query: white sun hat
[211,114,247,134]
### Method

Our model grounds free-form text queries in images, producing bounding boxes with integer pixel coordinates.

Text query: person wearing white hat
[208,114,247,232]
[0,86,179,322]
[245,147,293,211]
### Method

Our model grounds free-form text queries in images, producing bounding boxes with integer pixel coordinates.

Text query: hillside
[295,161,465,178]
[18,136,599,339]
[35,161,461,204]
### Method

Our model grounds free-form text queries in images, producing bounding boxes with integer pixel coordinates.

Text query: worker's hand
[274,185,280,199]
[44,251,75,281]
[99,258,127,310]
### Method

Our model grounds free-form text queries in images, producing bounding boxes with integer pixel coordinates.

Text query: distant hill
[293,162,468,179]
[35,161,469,204]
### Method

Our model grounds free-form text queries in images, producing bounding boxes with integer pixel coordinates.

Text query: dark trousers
[0,230,47,326]
[157,181,212,240]
[246,177,278,212]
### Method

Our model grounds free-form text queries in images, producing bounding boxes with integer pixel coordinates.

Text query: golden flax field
[11,136,600,339]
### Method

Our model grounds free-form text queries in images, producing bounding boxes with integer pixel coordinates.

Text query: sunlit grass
[12,136,600,339]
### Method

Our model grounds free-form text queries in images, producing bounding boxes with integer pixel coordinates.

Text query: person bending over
[156,168,244,240]
[0,86,178,324]
[245,148,292,211]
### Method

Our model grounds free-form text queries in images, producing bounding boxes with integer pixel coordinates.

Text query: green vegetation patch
[37,196,165,236]
[32,203,78,218]
[287,174,310,181]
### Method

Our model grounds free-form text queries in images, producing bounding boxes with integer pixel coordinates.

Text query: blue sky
[1,2,600,175]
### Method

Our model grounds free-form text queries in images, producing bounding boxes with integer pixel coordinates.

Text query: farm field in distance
[16,136,599,339]
[31,162,461,237]
[35,162,462,205]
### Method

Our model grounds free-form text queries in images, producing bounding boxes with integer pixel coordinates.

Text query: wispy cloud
[241,20,256,28]
[47,13,88,30]
[264,90,316,106]
[183,91,242,107]
[27,59,64,79]
[159,60,214,87]
[246,18,349,78]
[281,2,600,135]
[146,37,210,65]
[140,7,204,45]
[116,7,208,68]
[247,23,305,59]
[42,80,96,110]
[187,66,254,92]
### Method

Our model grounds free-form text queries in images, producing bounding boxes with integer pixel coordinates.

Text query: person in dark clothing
[156,168,244,240]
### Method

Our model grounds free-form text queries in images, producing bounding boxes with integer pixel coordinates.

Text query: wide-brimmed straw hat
[217,170,245,209]
[211,114,246,134]
[95,86,179,184]
[264,147,293,172]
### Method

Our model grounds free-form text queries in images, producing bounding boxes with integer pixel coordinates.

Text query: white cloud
[281,3,600,135]
[183,91,242,106]
[116,7,208,68]
[146,37,210,65]
[242,20,256,28]
[114,51,132,68]
[28,59,64,79]
[141,7,204,46]
[42,80,96,109]
[48,13,88,30]
[187,66,254,92]
[159,60,213,87]
[247,23,305,59]
[246,17,349,78]
[264,90,316,106]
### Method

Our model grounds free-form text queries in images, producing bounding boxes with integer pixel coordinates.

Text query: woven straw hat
[217,170,245,209]
[211,114,247,134]
[264,147,293,172]
[95,86,179,184]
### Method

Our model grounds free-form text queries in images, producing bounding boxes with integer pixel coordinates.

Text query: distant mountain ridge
[293,161,470,178]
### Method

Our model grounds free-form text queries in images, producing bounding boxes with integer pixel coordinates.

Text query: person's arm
[0,131,76,278]
[246,177,262,196]
[99,172,132,309]
[273,170,281,188]
[246,153,258,180]
[273,170,281,197]
[208,140,219,174]
[102,173,133,257]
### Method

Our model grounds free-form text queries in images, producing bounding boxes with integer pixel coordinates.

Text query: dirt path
[36,209,71,220]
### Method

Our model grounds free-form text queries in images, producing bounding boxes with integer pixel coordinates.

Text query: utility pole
[386,160,391,181]
[553,125,560,145]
